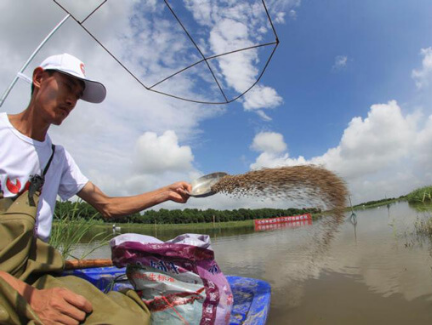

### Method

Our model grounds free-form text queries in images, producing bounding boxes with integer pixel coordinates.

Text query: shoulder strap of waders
[28,145,56,207]
[43,145,56,177]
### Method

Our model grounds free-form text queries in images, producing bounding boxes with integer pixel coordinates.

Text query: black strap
[27,145,56,207]
[43,145,56,176]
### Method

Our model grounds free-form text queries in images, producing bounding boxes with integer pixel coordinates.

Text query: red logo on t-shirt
[6,178,21,194]
[4,177,31,196]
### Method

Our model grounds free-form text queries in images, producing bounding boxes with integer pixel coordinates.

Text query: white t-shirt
[0,113,88,241]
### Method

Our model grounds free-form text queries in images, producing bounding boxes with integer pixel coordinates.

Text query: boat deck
[63,266,271,324]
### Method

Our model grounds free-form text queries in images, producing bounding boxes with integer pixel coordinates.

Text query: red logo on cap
[80,63,86,76]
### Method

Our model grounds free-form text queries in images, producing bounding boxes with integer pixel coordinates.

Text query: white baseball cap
[39,53,106,103]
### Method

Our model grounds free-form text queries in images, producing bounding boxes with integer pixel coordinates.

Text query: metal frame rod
[0,14,71,107]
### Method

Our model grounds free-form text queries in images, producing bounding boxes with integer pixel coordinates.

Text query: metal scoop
[188,172,228,198]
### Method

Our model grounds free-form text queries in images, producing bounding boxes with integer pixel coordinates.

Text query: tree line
[54,200,321,224]
[352,197,398,208]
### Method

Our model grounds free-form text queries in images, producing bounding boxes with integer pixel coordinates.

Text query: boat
[63,265,271,325]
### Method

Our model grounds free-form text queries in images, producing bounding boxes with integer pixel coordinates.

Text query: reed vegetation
[415,216,432,236]
[49,201,110,260]
[406,186,432,203]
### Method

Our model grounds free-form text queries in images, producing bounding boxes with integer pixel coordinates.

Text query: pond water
[72,202,432,324]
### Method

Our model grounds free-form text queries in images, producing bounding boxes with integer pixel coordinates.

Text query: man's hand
[165,181,192,203]
[29,287,92,325]
[0,271,93,325]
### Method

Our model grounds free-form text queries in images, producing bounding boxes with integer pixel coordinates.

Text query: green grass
[50,201,110,260]
[92,219,256,231]
[406,186,432,203]
[352,199,398,210]
[90,213,328,231]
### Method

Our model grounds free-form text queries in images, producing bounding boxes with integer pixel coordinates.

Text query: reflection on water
[78,224,256,244]
[73,202,432,324]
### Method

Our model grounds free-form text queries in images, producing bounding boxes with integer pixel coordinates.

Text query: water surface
[73,202,432,324]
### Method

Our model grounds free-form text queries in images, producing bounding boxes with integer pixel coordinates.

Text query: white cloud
[332,55,348,71]
[251,132,287,153]
[275,12,286,23]
[414,115,432,167]
[255,110,273,121]
[412,47,432,89]
[336,102,410,156]
[184,0,213,27]
[249,101,432,204]
[183,0,284,115]
[133,131,194,174]
[251,152,308,170]
[267,0,302,15]
[243,85,283,110]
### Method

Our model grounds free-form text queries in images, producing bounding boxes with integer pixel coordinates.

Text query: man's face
[34,70,85,126]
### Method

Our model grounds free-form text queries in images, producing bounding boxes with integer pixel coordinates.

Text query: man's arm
[77,181,192,219]
[0,271,92,325]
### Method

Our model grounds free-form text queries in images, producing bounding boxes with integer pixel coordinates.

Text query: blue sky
[1,0,432,207]
[196,0,432,172]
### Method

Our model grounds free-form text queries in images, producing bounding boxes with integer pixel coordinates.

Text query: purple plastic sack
[111,233,233,325]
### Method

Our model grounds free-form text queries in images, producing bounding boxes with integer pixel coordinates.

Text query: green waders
[0,190,150,324]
